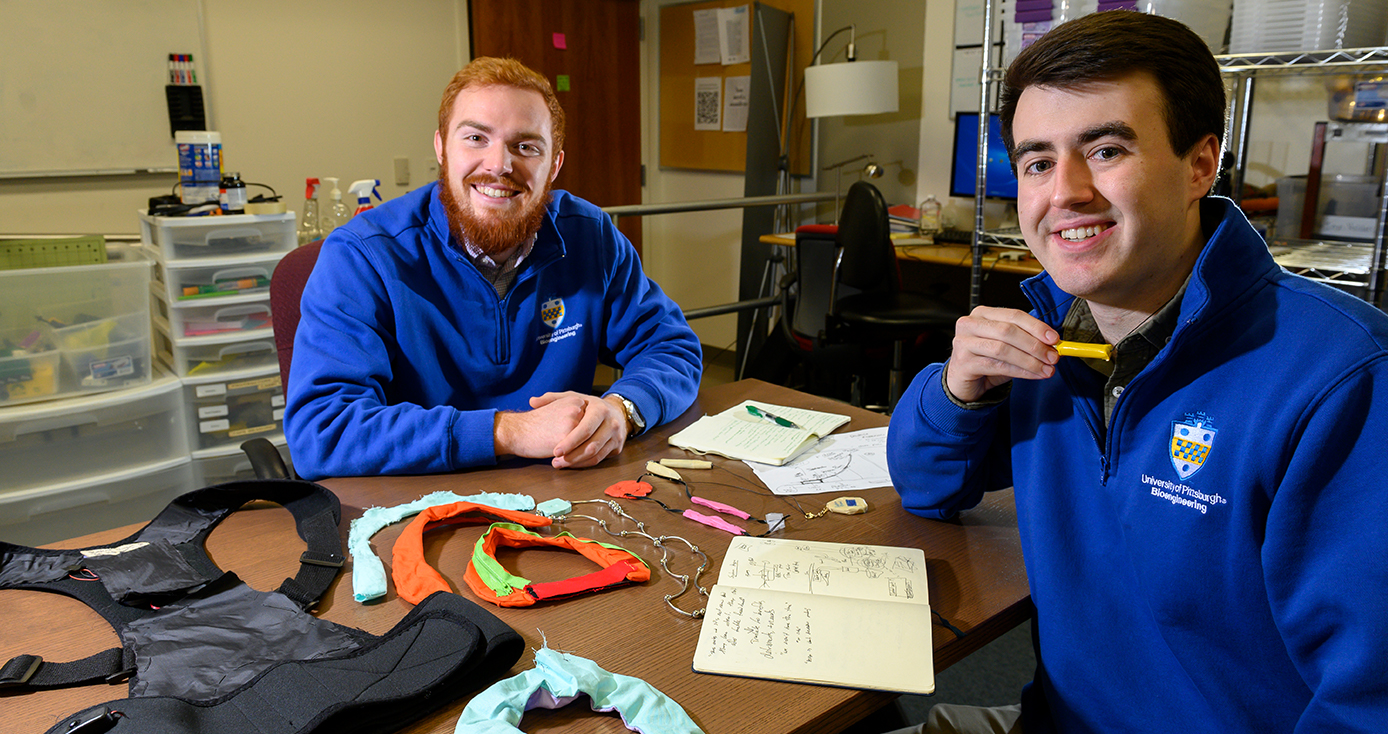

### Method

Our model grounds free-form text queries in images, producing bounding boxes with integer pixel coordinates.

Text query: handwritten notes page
[667,401,851,466]
[692,537,935,695]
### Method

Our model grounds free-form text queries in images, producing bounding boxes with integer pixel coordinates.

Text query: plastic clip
[104,666,135,684]
[299,550,345,568]
[0,654,41,687]
[66,708,123,734]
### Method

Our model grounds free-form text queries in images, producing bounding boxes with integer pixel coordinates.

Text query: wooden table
[2,380,1029,734]
[759,233,1045,277]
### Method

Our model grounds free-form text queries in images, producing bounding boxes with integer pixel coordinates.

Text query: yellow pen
[1054,340,1113,361]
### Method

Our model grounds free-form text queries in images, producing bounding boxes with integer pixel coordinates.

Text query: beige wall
[0,1,1351,346]
[0,0,949,352]
[0,0,467,235]
[642,0,952,349]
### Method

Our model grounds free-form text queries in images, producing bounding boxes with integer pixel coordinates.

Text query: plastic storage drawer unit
[149,249,281,303]
[151,287,272,338]
[153,321,278,378]
[0,457,194,547]
[1,249,152,406]
[139,210,295,261]
[181,364,284,450]
[0,371,188,495]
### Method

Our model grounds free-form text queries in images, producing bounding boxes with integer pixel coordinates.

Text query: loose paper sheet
[722,75,750,132]
[718,5,750,65]
[749,427,893,496]
[693,8,721,64]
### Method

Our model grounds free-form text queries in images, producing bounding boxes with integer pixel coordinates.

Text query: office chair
[269,240,323,387]
[780,182,961,410]
[833,181,962,409]
[241,239,322,480]
[777,225,868,403]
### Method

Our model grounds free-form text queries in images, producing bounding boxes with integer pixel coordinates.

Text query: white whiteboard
[0,0,207,177]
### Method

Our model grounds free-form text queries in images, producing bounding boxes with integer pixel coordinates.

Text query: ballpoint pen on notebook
[745,404,805,430]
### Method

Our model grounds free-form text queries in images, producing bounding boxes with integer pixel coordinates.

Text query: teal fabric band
[456,647,704,734]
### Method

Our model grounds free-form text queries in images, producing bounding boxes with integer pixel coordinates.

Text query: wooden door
[470,0,643,254]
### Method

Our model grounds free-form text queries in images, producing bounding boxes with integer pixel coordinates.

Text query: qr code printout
[696,90,719,126]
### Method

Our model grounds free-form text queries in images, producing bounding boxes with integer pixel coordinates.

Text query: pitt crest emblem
[1170,416,1216,480]
[541,297,565,330]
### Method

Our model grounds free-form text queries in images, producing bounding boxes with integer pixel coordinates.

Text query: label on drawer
[200,418,231,434]
[89,355,135,380]
[1317,215,1376,242]
[273,408,284,421]
[196,384,228,398]
[230,423,278,438]
[199,405,230,419]
[272,395,285,408]
[229,376,281,392]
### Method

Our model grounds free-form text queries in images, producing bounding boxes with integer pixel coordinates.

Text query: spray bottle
[298,177,324,246]
[320,177,351,237]
[348,179,382,217]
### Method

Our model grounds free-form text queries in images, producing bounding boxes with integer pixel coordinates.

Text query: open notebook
[667,400,851,466]
[692,536,935,695]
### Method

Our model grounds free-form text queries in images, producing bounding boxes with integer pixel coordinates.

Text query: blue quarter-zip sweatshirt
[285,183,702,479]
[887,198,1388,732]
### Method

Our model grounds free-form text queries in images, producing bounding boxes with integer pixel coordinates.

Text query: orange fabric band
[391,502,551,605]
[463,524,651,607]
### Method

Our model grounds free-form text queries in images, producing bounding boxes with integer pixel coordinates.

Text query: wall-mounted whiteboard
[0,0,207,178]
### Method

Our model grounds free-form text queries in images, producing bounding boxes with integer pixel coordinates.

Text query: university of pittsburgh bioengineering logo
[541,297,565,330]
[1169,413,1216,480]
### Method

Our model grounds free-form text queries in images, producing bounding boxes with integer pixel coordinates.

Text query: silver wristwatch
[612,394,646,435]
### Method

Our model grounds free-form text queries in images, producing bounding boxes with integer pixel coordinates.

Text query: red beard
[438,156,552,259]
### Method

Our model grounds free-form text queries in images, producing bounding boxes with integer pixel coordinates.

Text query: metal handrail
[601,191,832,219]
[602,192,834,321]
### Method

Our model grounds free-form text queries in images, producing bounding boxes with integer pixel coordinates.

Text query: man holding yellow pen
[886,11,1388,734]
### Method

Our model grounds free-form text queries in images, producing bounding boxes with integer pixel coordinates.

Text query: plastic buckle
[104,666,135,684]
[0,654,42,688]
[299,550,345,568]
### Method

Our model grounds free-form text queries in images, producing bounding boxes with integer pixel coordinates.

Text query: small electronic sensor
[826,497,869,515]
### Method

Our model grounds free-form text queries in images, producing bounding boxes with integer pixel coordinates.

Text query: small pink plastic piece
[682,509,746,535]
[690,495,751,520]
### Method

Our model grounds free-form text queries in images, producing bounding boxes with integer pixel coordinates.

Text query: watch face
[622,398,645,429]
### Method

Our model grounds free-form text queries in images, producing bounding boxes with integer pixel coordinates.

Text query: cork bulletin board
[659,0,815,174]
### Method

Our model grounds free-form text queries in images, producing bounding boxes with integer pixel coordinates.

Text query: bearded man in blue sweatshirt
[285,58,701,479]
[886,12,1388,734]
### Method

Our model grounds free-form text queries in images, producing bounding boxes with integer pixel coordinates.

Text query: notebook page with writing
[692,537,935,695]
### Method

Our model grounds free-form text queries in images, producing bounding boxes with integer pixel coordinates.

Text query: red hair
[437,57,565,156]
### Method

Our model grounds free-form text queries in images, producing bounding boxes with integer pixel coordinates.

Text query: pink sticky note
[553,33,567,49]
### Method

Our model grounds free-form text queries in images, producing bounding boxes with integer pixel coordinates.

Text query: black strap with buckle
[0,648,128,691]
[0,654,42,687]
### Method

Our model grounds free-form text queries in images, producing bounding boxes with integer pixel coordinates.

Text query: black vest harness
[0,480,522,734]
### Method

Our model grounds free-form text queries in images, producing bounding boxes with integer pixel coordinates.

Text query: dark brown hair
[999,11,1225,162]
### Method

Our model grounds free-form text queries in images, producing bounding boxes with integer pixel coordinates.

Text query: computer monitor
[949,112,1018,201]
